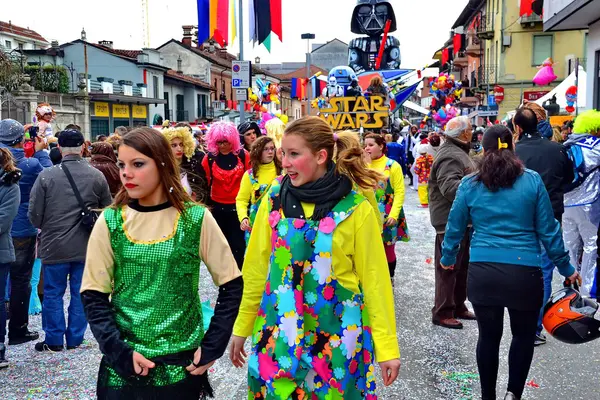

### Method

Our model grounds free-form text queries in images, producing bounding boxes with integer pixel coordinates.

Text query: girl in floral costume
[236,136,282,244]
[364,133,409,285]
[230,117,400,399]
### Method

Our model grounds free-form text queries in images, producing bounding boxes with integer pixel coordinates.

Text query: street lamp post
[301,33,315,116]
[81,28,88,95]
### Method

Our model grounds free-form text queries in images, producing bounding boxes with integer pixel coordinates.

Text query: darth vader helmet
[351,0,397,36]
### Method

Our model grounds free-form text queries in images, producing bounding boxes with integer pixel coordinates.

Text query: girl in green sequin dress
[230,117,401,399]
[81,127,243,400]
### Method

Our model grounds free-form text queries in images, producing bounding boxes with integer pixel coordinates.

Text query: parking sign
[232,61,251,88]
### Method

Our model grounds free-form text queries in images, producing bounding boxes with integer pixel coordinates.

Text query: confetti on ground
[527,379,541,388]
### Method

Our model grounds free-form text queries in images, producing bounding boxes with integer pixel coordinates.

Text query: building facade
[0,20,48,52]
[543,0,600,110]
[440,0,588,120]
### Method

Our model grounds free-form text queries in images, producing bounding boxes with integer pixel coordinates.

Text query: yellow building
[480,0,587,116]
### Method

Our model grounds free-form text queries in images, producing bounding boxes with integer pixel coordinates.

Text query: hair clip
[497,138,508,150]
[333,133,339,142]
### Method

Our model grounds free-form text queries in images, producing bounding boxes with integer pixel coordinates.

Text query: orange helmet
[543,282,600,344]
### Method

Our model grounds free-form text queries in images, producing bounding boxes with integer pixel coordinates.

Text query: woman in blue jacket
[0,148,22,369]
[441,125,581,400]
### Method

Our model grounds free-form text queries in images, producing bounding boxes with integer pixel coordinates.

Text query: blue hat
[58,129,85,147]
[0,119,25,146]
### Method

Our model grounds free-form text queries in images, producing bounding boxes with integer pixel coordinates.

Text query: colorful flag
[270,0,282,41]
[249,0,257,44]
[453,34,463,55]
[255,0,272,45]
[197,0,211,44]
[215,0,229,46]
[209,0,218,39]
[291,78,297,98]
[520,0,534,17]
[230,0,237,44]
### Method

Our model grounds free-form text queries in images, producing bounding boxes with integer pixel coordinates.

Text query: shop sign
[94,102,109,117]
[132,105,147,119]
[523,90,549,101]
[319,96,389,130]
[113,104,130,118]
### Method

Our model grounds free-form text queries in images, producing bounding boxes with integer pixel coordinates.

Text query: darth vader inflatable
[348,0,401,73]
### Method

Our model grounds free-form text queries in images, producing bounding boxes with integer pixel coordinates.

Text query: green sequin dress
[98,203,208,398]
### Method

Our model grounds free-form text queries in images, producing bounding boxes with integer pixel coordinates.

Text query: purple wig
[206,121,242,155]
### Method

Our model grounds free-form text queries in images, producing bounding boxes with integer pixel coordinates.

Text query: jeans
[537,248,554,335]
[42,262,87,347]
[0,263,9,343]
[473,305,539,400]
[9,236,36,337]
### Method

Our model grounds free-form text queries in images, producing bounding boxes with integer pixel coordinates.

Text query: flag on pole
[197,0,211,44]
[270,0,282,41]
[255,0,272,46]
[214,0,229,46]
[209,0,218,39]
[230,0,237,44]
[249,0,257,44]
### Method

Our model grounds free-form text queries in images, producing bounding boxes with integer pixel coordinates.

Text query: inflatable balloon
[532,58,558,86]
[565,85,577,114]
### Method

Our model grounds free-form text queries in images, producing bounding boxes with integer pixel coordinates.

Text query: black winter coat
[515,133,574,220]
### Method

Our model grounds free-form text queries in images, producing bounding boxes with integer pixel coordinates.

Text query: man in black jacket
[514,107,573,346]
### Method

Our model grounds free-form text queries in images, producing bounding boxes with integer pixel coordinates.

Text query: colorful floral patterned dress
[375,159,409,245]
[245,169,271,244]
[247,179,377,399]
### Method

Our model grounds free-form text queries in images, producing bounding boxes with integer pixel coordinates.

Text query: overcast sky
[4,0,468,69]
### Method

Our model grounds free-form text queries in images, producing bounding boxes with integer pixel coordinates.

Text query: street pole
[301,33,315,117]
[238,0,245,123]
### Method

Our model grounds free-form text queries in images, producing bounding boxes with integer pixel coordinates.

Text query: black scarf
[280,162,352,221]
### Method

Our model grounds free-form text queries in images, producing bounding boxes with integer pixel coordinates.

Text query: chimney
[182,25,194,47]
[98,40,114,49]
[51,40,59,49]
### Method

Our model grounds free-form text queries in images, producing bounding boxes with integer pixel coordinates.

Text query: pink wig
[206,121,242,155]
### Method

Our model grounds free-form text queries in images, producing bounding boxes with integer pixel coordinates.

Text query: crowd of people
[0,101,598,399]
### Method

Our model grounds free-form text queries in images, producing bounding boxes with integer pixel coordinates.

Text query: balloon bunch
[429,73,463,111]
[430,104,461,127]
[258,110,288,134]
[247,78,281,113]
[565,85,577,114]
[311,97,328,110]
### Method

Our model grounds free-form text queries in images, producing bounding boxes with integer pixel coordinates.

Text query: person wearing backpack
[514,106,574,346]
[202,122,250,270]
[28,129,112,352]
[562,110,600,300]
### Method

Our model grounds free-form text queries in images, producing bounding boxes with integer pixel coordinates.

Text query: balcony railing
[476,14,494,40]
[478,65,497,88]
[454,51,468,67]
[199,107,215,120]
[520,12,543,25]
[176,110,189,122]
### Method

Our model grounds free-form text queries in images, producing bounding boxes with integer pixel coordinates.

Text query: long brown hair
[0,148,17,172]
[249,136,282,180]
[284,117,383,189]
[112,127,192,214]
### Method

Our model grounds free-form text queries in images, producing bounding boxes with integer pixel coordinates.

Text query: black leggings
[473,305,539,400]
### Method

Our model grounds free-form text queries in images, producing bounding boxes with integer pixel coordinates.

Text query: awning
[90,93,167,105]
[535,66,587,110]
[402,100,429,115]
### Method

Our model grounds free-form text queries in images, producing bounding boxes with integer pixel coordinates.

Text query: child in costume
[236,136,282,244]
[230,117,401,399]
[364,133,409,284]
[35,103,56,139]
[81,127,242,399]
[414,142,434,208]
